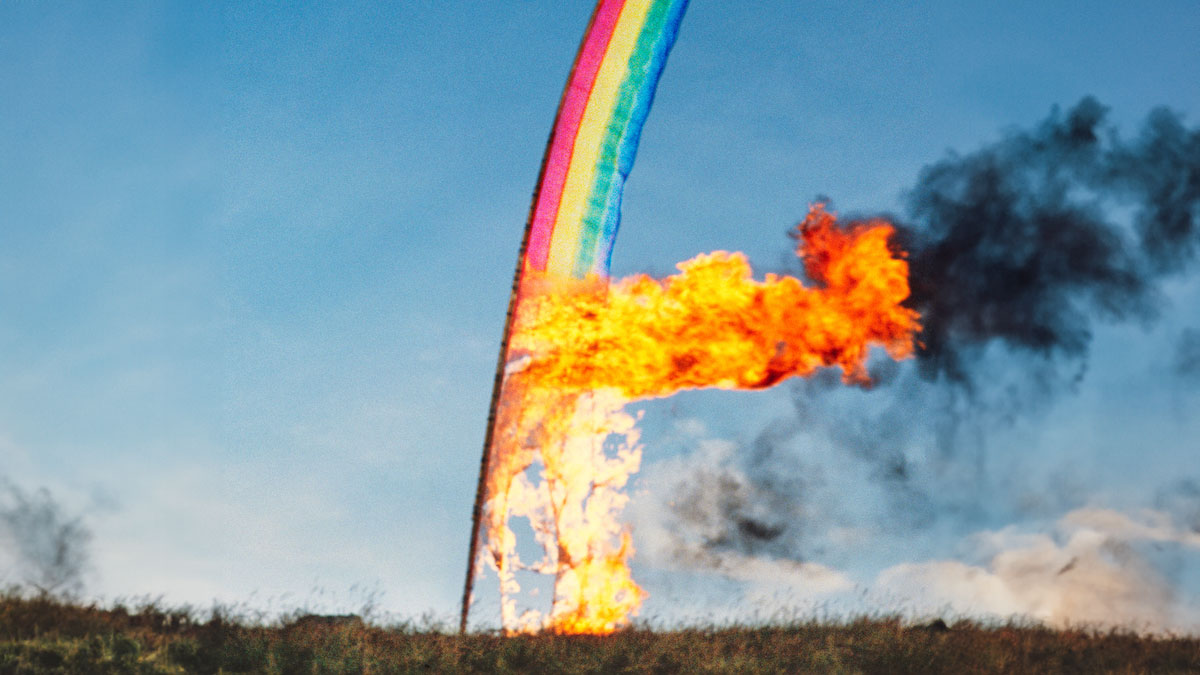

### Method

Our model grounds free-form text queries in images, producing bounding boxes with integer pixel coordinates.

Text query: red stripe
[524,0,625,272]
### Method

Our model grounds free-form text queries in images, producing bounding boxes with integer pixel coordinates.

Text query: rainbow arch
[523,0,688,281]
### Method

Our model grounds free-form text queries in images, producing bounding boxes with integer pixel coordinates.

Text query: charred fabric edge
[460,0,688,632]
[458,2,609,634]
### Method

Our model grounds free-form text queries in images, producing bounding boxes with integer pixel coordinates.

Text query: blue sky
[2,2,1199,629]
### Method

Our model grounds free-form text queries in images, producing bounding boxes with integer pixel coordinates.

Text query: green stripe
[572,0,673,277]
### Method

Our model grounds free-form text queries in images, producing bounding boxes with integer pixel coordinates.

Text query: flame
[479,205,920,634]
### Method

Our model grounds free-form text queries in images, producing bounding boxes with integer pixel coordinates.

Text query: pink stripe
[524,0,625,271]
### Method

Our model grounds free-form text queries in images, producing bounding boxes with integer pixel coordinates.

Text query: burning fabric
[477,206,918,633]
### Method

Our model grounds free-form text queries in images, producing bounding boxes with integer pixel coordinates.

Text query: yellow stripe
[544,0,654,279]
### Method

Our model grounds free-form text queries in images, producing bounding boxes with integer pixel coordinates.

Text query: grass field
[1,591,1198,673]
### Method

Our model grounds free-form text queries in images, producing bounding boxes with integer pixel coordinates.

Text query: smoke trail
[1177,328,1200,382]
[900,97,1198,388]
[641,100,1200,627]
[1157,480,1200,535]
[0,478,92,596]
[806,97,1200,486]
[729,97,1200,523]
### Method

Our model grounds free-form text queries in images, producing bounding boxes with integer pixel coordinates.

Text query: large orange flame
[479,205,920,634]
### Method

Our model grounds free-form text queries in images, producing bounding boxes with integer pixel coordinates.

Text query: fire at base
[476,205,920,634]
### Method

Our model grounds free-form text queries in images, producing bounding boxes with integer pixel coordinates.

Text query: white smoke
[633,422,1200,635]
[875,508,1200,634]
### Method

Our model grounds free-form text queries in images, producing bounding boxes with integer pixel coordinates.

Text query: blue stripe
[572,0,689,278]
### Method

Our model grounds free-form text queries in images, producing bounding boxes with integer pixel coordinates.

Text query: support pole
[459,222,532,634]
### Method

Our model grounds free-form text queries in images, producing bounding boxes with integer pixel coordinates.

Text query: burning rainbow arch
[462,0,689,632]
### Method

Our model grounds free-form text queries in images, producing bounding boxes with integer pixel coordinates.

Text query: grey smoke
[1157,480,1200,535]
[666,423,810,561]
[0,479,92,596]
[1176,328,1200,381]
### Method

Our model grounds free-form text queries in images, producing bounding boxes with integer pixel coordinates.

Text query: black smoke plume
[900,97,1199,387]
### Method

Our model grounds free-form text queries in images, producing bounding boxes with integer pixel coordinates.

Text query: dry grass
[1,591,1197,673]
